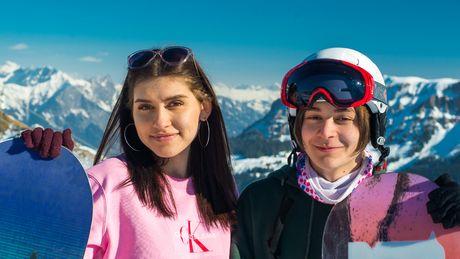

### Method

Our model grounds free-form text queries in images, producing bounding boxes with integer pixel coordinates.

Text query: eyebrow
[134,94,189,103]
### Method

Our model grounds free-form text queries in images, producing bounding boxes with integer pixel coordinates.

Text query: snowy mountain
[384,76,460,165]
[214,82,279,136]
[0,62,279,151]
[1,61,459,188]
[232,76,460,189]
[0,61,121,148]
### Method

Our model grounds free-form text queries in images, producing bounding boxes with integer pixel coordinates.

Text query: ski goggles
[281,59,386,108]
[128,46,193,69]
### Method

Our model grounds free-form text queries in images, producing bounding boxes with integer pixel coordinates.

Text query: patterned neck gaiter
[296,152,374,205]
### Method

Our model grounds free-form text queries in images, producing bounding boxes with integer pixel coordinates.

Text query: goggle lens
[283,59,372,108]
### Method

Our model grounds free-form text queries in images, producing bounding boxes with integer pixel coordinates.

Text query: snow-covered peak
[214,82,279,102]
[213,82,282,135]
[385,75,459,88]
[0,61,121,148]
[0,61,20,75]
[89,75,113,87]
[228,82,280,91]
[385,75,429,86]
[385,75,460,108]
[5,66,59,86]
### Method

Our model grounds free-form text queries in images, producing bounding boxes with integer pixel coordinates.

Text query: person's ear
[200,100,212,121]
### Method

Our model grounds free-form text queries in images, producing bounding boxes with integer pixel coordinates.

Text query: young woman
[233,47,460,258]
[25,46,237,258]
[90,46,239,258]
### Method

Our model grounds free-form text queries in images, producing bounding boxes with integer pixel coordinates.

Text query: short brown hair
[293,105,370,154]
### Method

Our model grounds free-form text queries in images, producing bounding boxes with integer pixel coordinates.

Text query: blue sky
[1,0,459,86]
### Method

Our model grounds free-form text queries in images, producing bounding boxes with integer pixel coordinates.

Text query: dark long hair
[94,48,237,229]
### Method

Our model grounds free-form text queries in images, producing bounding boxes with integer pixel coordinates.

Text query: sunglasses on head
[127,46,193,69]
[281,59,386,108]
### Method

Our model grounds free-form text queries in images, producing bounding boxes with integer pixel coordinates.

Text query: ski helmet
[281,47,389,168]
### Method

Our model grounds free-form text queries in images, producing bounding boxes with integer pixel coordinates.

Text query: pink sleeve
[84,174,108,259]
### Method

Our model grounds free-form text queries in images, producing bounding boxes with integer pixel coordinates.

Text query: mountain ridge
[1,61,459,187]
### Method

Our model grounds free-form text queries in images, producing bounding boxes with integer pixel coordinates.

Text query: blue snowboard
[0,138,92,258]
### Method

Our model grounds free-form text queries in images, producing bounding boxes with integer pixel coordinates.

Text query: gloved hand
[427,173,460,229]
[21,127,75,158]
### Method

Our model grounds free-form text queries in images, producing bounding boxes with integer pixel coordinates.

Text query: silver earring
[198,120,210,148]
[124,123,141,152]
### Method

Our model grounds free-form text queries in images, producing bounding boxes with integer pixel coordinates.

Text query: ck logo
[179,220,210,253]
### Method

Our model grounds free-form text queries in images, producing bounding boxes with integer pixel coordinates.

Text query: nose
[152,107,171,129]
[318,118,337,139]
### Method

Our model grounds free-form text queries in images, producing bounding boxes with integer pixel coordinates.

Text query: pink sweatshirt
[83,157,230,259]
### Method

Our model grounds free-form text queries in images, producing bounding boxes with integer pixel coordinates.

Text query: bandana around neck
[296,152,374,205]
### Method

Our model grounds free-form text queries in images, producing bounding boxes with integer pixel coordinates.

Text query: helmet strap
[287,149,298,167]
[373,145,390,174]
[287,109,300,167]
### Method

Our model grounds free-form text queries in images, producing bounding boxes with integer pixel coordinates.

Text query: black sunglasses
[127,46,192,69]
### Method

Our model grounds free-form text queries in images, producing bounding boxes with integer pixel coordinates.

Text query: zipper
[304,197,315,259]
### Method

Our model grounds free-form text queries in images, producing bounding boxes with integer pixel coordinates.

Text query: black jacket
[234,165,333,259]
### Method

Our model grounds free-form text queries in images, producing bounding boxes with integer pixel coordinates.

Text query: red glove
[21,127,75,158]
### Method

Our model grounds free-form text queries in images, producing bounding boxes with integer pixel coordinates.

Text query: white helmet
[281,47,389,169]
